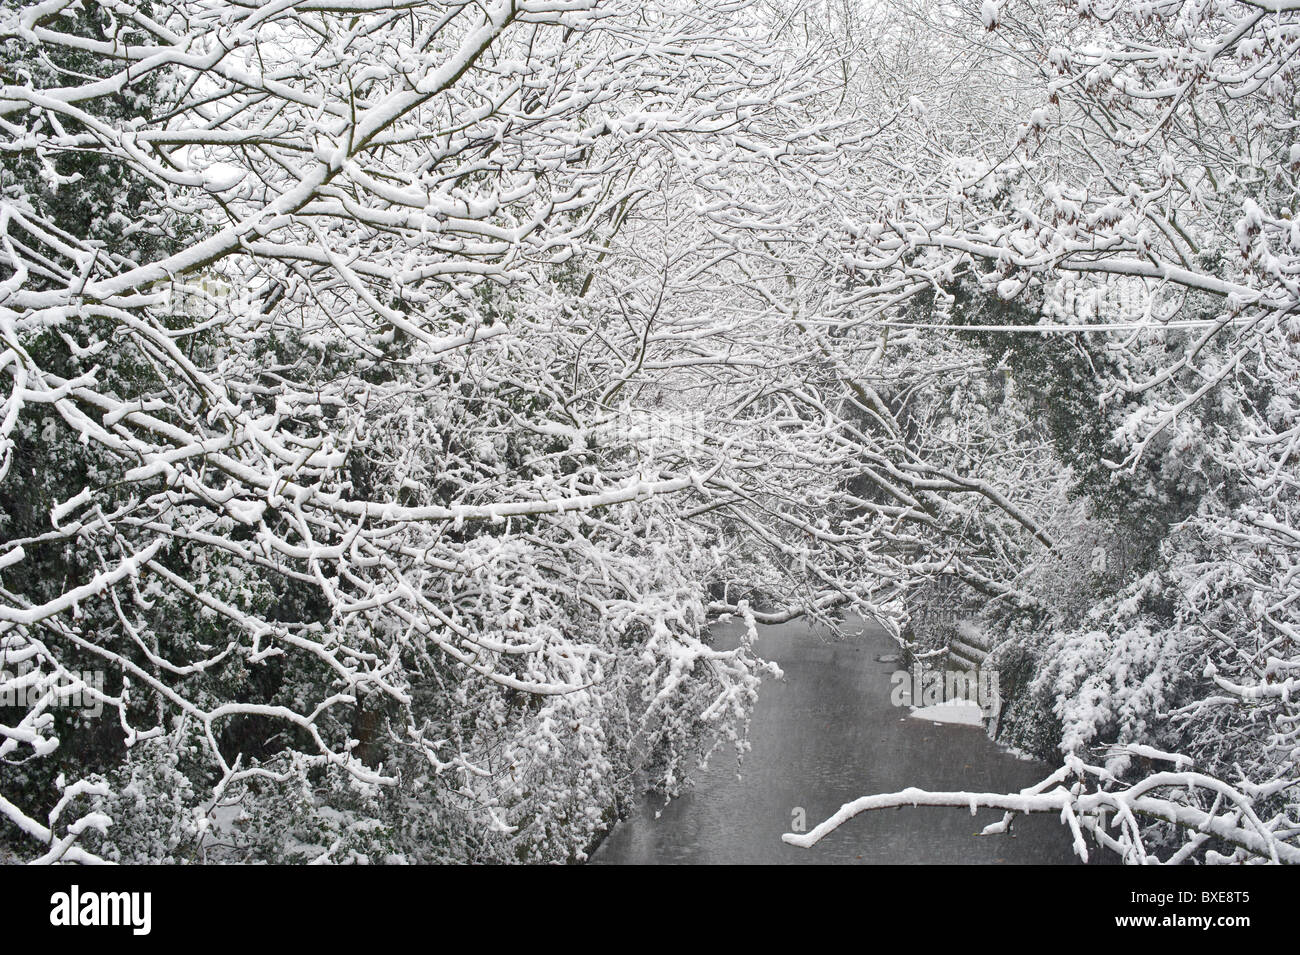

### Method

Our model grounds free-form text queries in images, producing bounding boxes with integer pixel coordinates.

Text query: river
[592,614,1081,864]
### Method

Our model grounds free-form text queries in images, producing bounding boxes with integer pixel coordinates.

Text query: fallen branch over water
[782,754,1300,864]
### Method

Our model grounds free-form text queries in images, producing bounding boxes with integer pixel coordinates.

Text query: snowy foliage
[788,0,1300,864]
[2,0,1298,864]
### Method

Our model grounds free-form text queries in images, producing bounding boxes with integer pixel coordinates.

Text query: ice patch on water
[909,699,985,726]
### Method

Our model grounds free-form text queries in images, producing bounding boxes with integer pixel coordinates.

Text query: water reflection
[592,616,1081,865]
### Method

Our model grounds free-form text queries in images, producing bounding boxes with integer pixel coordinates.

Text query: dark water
[592,616,1081,865]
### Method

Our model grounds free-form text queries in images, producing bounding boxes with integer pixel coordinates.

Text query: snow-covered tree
[4,0,1297,866]
[787,0,1300,864]
[0,0,879,862]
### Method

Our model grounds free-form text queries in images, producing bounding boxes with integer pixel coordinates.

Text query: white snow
[910,699,986,726]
